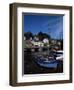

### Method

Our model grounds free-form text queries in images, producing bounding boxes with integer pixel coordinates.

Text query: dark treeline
[24,31,51,41]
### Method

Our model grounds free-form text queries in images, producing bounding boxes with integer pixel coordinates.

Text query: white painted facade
[43,38,49,44]
[31,40,44,47]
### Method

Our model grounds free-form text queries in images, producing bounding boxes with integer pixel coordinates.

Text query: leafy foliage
[24,31,33,40]
[24,31,51,40]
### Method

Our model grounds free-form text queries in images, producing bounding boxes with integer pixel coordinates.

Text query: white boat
[56,50,63,60]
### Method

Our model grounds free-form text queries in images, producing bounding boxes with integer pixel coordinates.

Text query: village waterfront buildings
[24,35,62,52]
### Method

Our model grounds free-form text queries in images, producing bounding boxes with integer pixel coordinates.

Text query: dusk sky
[24,14,63,39]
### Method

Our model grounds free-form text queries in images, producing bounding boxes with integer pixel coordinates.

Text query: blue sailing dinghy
[34,57,58,68]
[34,51,63,69]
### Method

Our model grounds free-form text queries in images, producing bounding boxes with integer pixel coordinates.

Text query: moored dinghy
[34,50,63,69]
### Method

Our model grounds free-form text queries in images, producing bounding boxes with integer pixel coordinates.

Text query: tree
[37,31,43,41]
[43,33,50,39]
[24,31,33,40]
[37,31,51,41]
